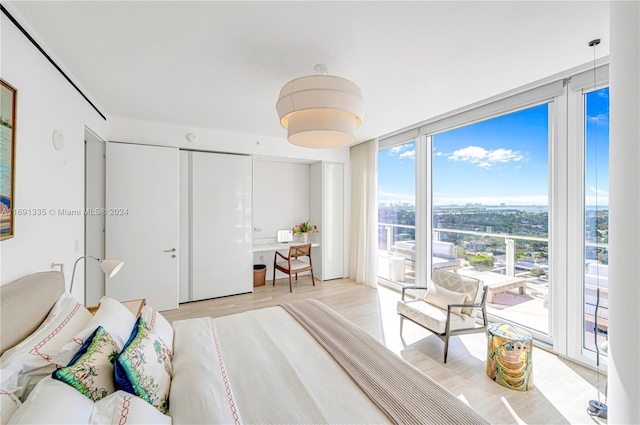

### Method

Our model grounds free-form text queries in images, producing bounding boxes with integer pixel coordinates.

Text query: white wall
[253,160,310,239]
[608,2,640,423]
[253,159,310,281]
[0,10,108,304]
[108,116,350,164]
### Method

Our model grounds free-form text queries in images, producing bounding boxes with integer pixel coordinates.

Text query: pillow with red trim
[53,296,136,367]
[6,377,94,424]
[90,391,171,424]
[0,293,92,400]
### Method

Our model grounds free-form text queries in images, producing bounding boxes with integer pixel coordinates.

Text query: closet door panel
[191,152,252,300]
[178,151,191,303]
[106,142,179,311]
[323,163,344,280]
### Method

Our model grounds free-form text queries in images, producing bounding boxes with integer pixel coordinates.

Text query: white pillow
[0,293,92,400]
[0,369,18,390]
[1,369,20,424]
[1,390,21,425]
[90,391,171,424]
[141,306,174,355]
[424,284,471,316]
[7,377,94,424]
[52,297,136,367]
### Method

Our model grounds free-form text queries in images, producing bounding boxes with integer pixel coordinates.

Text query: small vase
[301,232,308,243]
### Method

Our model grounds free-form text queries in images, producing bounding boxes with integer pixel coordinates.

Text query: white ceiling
[9,1,610,144]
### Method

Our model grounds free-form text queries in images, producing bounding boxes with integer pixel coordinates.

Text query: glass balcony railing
[378,222,549,280]
[378,221,608,344]
[378,222,550,334]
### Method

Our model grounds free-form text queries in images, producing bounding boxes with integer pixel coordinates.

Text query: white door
[106,142,179,311]
[85,137,105,306]
[192,152,252,300]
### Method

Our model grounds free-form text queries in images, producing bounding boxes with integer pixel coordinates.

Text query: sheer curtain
[349,139,378,288]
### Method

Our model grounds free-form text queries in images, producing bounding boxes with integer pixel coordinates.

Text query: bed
[0,271,488,424]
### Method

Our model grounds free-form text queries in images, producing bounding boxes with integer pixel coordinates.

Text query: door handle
[164,248,176,253]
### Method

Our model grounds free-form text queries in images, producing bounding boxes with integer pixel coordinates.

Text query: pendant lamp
[276,64,365,149]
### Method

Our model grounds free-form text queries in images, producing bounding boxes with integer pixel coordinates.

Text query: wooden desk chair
[273,243,315,293]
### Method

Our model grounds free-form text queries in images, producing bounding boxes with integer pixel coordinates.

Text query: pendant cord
[590,38,604,407]
[586,37,607,420]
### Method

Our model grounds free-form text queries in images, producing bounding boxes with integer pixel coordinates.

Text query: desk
[253,242,320,252]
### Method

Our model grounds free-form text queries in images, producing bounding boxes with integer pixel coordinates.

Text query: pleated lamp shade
[276,73,365,148]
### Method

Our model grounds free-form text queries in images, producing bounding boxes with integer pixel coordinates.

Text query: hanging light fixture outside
[276,64,365,149]
[585,37,608,421]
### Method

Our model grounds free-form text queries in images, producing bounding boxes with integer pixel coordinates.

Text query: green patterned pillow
[52,326,119,401]
[114,317,172,414]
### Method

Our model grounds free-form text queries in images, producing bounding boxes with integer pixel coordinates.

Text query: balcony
[378,222,608,350]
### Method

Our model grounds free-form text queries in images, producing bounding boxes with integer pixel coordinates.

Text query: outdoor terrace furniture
[391,240,461,272]
[458,269,527,303]
[397,268,488,363]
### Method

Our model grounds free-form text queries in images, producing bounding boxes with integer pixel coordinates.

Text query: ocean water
[435,205,549,213]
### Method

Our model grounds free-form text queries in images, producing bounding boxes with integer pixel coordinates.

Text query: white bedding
[170,307,391,424]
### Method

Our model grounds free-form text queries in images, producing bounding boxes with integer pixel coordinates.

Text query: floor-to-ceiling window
[432,104,551,338]
[378,140,416,284]
[376,64,609,367]
[583,87,609,355]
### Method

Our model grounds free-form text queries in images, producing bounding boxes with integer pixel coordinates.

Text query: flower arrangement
[292,220,318,235]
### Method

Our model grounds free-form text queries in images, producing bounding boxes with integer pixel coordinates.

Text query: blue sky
[585,88,610,207]
[378,89,609,207]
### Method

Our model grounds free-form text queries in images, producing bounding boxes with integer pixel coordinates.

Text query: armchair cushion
[424,285,471,316]
[396,300,476,334]
[432,269,482,316]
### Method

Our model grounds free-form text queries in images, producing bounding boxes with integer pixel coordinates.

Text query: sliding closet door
[106,142,179,311]
[191,152,252,300]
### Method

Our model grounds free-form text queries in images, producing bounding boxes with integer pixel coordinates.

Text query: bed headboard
[0,271,65,355]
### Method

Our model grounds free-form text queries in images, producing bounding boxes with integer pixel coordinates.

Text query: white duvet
[170,306,391,424]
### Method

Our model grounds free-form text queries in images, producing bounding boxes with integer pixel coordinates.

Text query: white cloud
[399,150,415,160]
[589,186,609,196]
[448,145,523,169]
[587,113,608,124]
[434,152,444,157]
[388,146,403,154]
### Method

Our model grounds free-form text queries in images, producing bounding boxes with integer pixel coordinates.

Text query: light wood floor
[162,277,608,425]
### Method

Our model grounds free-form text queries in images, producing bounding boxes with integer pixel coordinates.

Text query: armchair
[397,268,488,363]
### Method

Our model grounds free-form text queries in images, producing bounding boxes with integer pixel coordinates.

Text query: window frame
[377,62,610,369]
[566,78,610,367]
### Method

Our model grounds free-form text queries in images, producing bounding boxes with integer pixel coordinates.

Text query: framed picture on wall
[1,79,17,241]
